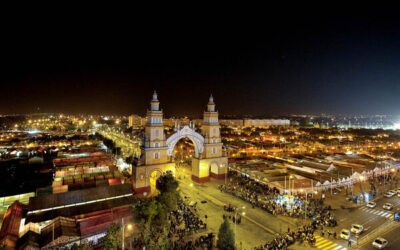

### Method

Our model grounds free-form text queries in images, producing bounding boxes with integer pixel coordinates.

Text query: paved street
[321,179,400,249]
[177,165,305,249]
[176,164,400,250]
[177,165,342,249]
[98,129,140,158]
[361,222,400,250]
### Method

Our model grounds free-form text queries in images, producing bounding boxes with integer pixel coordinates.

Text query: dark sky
[2,13,400,117]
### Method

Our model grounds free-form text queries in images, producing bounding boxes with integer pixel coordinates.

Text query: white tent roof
[352,172,361,179]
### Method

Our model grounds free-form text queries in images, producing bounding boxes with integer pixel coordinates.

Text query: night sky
[2,13,400,117]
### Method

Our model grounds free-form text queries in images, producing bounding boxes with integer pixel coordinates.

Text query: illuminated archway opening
[149,169,163,195]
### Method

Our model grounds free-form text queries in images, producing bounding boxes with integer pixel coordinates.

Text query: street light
[302,190,308,220]
[289,175,293,195]
[121,218,133,250]
[235,206,246,248]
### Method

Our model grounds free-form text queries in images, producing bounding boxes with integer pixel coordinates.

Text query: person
[348,239,352,247]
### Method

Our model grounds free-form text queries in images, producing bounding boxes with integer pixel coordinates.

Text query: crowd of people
[223,204,242,224]
[169,200,207,238]
[170,233,214,250]
[219,175,337,228]
[254,224,316,250]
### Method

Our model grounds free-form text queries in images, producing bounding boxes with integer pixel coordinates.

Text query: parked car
[350,224,364,234]
[396,188,400,194]
[384,191,395,198]
[340,229,350,240]
[372,237,388,249]
[366,202,377,208]
[383,203,393,210]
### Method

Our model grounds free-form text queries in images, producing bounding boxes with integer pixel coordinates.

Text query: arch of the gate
[166,125,204,158]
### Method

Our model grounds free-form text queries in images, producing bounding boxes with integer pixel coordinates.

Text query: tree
[156,171,179,214]
[102,223,122,250]
[132,172,180,249]
[217,218,235,250]
[69,241,94,250]
[156,171,179,193]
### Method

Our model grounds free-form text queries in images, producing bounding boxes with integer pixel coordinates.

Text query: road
[177,166,298,249]
[348,194,400,249]
[361,221,400,249]
[97,129,141,158]
[176,165,352,250]
[314,188,400,250]
[175,165,400,250]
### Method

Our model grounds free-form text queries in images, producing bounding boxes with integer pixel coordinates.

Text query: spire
[207,94,215,112]
[208,94,214,104]
[150,91,160,111]
[152,90,158,101]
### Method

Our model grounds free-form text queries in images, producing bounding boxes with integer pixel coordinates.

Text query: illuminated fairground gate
[132,91,228,195]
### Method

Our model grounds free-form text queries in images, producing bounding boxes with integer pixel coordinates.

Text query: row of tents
[315,165,396,190]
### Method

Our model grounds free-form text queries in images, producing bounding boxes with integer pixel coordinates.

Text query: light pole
[122,218,125,250]
[300,189,308,220]
[225,164,228,185]
[235,206,246,249]
[289,175,293,195]
[121,218,133,250]
[189,182,195,201]
[359,176,364,194]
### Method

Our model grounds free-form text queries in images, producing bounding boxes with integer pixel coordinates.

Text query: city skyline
[2,14,399,116]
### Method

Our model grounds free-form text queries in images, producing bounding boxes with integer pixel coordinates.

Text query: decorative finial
[208,94,214,104]
[152,90,158,101]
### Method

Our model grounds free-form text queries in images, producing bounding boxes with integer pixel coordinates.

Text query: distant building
[243,119,290,127]
[220,119,244,127]
[128,115,145,128]
[192,119,290,128]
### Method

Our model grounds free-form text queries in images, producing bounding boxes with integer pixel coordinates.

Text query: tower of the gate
[191,95,228,182]
[132,91,174,194]
[141,91,169,165]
